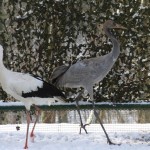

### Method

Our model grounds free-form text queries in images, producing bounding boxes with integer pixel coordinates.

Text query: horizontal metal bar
[0,102,150,111]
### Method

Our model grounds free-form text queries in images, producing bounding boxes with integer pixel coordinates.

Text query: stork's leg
[30,105,41,142]
[24,110,31,149]
[75,91,88,134]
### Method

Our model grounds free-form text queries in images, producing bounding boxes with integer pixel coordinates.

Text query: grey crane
[51,20,126,145]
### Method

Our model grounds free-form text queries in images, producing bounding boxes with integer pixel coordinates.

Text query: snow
[0,123,150,150]
[0,100,150,107]
[0,101,150,149]
[0,101,24,106]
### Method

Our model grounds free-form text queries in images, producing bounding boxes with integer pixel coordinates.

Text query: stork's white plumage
[0,45,66,149]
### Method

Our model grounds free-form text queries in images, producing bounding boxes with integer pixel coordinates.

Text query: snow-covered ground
[0,123,150,150]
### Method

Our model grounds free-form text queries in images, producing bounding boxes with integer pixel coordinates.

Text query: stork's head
[103,20,126,29]
[0,45,3,51]
[0,45,3,55]
[0,45,4,60]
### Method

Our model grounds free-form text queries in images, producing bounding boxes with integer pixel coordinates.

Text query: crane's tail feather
[51,65,70,85]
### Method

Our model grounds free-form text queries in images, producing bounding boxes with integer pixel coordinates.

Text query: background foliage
[0,0,149,102]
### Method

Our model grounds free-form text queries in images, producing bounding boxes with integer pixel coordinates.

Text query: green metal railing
[0,102,150,111]
[0,101,150,125]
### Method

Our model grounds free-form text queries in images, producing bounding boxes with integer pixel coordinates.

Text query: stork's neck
[104,27,120,61]
[0,51,7,75]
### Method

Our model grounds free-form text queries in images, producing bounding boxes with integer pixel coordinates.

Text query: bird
[0,45,66,149]
[51,20,126,145]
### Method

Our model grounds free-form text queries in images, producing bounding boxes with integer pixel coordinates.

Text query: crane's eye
[113,22,116,26]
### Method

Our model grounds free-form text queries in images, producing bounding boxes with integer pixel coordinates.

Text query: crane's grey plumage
[51,20,126,145]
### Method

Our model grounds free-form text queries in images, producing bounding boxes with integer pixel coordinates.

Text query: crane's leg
[75,90,89,134]
[30,105,41,142]
[24,110,31,149]
[92,100,116,145]
[87,87,116,145]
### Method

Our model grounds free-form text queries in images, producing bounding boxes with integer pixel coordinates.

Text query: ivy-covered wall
[0,0,149,102]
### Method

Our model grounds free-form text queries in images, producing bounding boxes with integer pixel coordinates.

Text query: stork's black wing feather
[22,74,65,98]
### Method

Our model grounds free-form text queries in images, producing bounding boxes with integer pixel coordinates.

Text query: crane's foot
[107,139,121,146]
[79,123,90,134]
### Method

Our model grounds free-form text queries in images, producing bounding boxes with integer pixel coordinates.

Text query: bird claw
[107,140,121,146]
[30,132,36,143]
[79,123,89,134]
[24,144,28,149]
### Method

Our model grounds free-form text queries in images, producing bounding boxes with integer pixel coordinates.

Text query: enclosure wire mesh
[0,109,150,133]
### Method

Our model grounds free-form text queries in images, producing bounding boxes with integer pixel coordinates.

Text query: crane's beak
[113,23,127,29]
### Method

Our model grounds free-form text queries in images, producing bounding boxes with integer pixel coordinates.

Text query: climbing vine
[0,0,149,102]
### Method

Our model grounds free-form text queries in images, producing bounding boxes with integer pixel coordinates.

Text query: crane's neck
[104,27,120,61]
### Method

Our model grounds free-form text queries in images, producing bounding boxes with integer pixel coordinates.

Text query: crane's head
[104,20,126,29]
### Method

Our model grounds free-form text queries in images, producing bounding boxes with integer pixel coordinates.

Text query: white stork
[0,45,66,149]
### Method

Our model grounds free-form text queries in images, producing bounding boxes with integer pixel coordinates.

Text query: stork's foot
[24,145,28,149]
[79,123,89,134]
[24,142,28,149]
[30,132,36,142]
